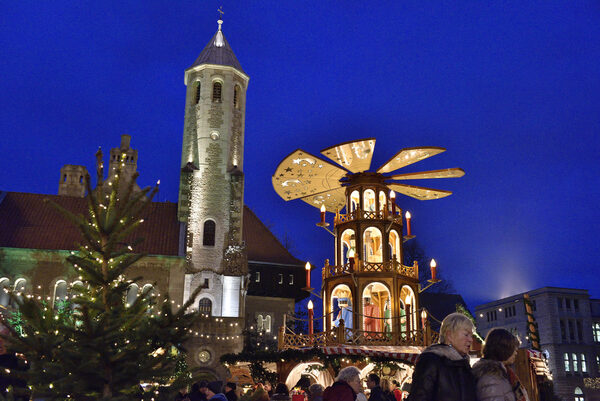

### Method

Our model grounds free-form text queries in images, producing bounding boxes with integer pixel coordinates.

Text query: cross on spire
[217,6,224,21]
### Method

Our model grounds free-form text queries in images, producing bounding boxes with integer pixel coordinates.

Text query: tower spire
[215,7,225,47]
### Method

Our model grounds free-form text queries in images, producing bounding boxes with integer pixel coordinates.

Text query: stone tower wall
[58,165,88,197]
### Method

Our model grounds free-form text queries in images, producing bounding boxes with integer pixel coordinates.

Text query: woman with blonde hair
[406,312,477,401]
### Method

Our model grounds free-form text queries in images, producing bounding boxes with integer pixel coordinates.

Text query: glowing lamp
[405,211,412,236]
[307,300,314,310]
[390,191,396,215]
[320,204,326,223]
[305,262,311,289]
[420,309,428,320]
[430,259,437,282]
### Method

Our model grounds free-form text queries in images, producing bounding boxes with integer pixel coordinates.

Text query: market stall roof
[317,345,425,364]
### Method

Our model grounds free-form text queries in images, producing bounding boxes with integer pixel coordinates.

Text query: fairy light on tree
[1,150,202,400]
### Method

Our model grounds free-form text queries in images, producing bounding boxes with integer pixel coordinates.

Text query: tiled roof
[243,206,303,266]
[0,192,180,255]
[189,29,245,73]
[0,192,302,265]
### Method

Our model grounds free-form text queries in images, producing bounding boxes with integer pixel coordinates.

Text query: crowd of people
[179,312,529,401]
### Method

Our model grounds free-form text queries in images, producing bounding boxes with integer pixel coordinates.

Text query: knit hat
[226,382,236,390]
[207,381,223,394]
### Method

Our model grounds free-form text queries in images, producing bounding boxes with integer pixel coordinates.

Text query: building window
[560,320,567,341]
[198,298,212,316]
[505,305,516,318]
[278,274,283,284]
[596,355,599,368]
[581,353,587,373]
[532,300,537,311]
[577,320,583,343]
[289,274,294,285]
[569,320,575,342]
[212,82,222,102]
[125,283,139,307]
[0,278,10,307]
[564,353,570,372]
[53,280,68,309]
[265,315,272,333]
[574,387,584,401]
[233,85,240,108]
[573,353,578,372]
[574,299,579,310]
[557,298,563,308]
[255,271,260,282]
[592,323,600,342]
[194,81,201,104]
[566,298,571,309]
[487,310,498,322]
[202,220,216,246]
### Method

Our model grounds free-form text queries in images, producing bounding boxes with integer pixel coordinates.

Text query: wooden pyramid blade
[272,149,346,202]
[388,183,452,200]
[300,187,347,211]
[377,146,446,174]
[320,138,376,173]
[387,168,465,180]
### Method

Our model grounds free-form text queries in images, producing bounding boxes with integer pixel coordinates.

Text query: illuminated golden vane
[272,138,464,210]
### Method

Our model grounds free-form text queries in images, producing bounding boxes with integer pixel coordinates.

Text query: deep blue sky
[1,2,599,309]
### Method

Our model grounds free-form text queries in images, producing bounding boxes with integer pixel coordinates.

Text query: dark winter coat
[472,359,517,401]
[368,386,389,401]
[323,380,357,401]
[406,343,477,401]
[226,390,238,401]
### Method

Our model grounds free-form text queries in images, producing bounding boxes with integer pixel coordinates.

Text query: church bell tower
[178,17,250,319]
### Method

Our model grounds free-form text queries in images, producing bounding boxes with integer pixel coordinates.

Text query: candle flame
[305,262,311,271]
[421,309,428,319]
[405,211,411,219]
[430,258,436,268]
[320,204,326,213]
[307,300,314,309]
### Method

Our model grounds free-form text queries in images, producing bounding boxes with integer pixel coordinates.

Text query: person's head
[264,381,272,391]
[335,366,362,393]
[308,383,324,400]
[274,382,289,395]
[366,373,380,389]
[439,312,474,356]
[206,381,223,398]
[198,380,209,394]
[483,328,520,365]
[381,378,392,392]
[225,382,236,392]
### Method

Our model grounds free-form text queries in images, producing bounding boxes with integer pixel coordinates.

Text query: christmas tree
[1,150,201,400]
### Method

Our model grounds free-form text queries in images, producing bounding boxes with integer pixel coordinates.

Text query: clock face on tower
[198,350,211,363]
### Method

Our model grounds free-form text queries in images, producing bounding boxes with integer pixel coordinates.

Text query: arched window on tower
[195,81,201,104]
[233,85,240,109]
[389,230,401,262]
[198,298,212,316]
[378,191,386,212]
[212,82,222,102]
[203,220,216,246]
[350,190,360,213]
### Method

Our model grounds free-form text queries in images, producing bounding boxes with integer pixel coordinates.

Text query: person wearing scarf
[472,328,529,401]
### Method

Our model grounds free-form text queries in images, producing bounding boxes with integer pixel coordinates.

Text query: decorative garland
[221,347,415,377]
[523,297,541,350]
[455,304,484,342]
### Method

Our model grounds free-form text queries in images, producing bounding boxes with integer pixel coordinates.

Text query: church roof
[0,192,301,265]
[189,20,245,73]
[243,206,303,266]
[0,192,181,255]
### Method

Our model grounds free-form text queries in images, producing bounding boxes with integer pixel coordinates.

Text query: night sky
[1,2,599,310]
